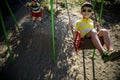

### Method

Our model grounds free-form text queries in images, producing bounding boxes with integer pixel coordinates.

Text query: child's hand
[95,22,101,31]
[95,22,100,27]
[25,2,30,7]
[41,7,44,10]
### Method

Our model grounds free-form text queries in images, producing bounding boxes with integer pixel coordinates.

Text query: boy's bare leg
[98,29,113,52]
[32,16,36,22]
[32,17,37,28]
[87,29,106,54]
[38,17,42,22]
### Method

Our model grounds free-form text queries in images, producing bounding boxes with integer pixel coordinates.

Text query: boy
[68,2,113,60]
[25,0,42,28]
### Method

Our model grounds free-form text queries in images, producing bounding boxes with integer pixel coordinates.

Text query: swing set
[0,0,120,79]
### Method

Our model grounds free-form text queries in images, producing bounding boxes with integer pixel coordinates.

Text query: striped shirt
[29,3,41,13]
[75,18,94,38]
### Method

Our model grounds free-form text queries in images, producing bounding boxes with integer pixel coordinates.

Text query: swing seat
[80,37,104,49]
[73,31,104,51]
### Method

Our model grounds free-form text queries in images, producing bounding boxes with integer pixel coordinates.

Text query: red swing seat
[73,31,104,51]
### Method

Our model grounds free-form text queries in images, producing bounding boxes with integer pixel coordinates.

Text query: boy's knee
[91,29,97,34]
[100,29,108,34]
[100,29,107,31]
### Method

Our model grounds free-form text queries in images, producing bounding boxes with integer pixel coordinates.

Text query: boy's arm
[25,2,31,7]
[38,2,43,10]
[95,22,101,28]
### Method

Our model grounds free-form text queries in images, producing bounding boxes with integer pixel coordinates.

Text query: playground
[0,0,120,80]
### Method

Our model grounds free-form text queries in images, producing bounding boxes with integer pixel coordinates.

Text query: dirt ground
[0,2,120,80]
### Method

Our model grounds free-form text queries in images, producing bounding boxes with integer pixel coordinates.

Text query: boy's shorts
[31,11,42,17]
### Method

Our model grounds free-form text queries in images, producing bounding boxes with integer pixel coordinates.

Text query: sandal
[101,51,109,60]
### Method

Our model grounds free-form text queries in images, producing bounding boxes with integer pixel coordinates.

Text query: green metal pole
[99,0,104,23]
[93,0,97,7]
[92,1,98,79]
[5,0,21,33]
[50,0,56,63]
[92,0,104,79]
[92,0,104,59]
[0,10,13,62]
[92,0,97,59]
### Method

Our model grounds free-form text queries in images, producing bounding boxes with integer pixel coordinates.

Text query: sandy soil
[0,2,120,80]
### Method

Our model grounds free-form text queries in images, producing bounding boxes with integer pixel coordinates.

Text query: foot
[108,47,114,52]
[108,50,120,61]
[102,50,120,62]
[111,50,120,61]
[101,51,109,61]
[107,50,115,56]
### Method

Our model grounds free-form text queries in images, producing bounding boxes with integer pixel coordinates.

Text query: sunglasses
[82,9,92,12]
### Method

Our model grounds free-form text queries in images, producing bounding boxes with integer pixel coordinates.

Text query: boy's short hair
[81,2,93,9]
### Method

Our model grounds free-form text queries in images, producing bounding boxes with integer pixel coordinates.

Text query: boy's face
[81,6,93,19]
